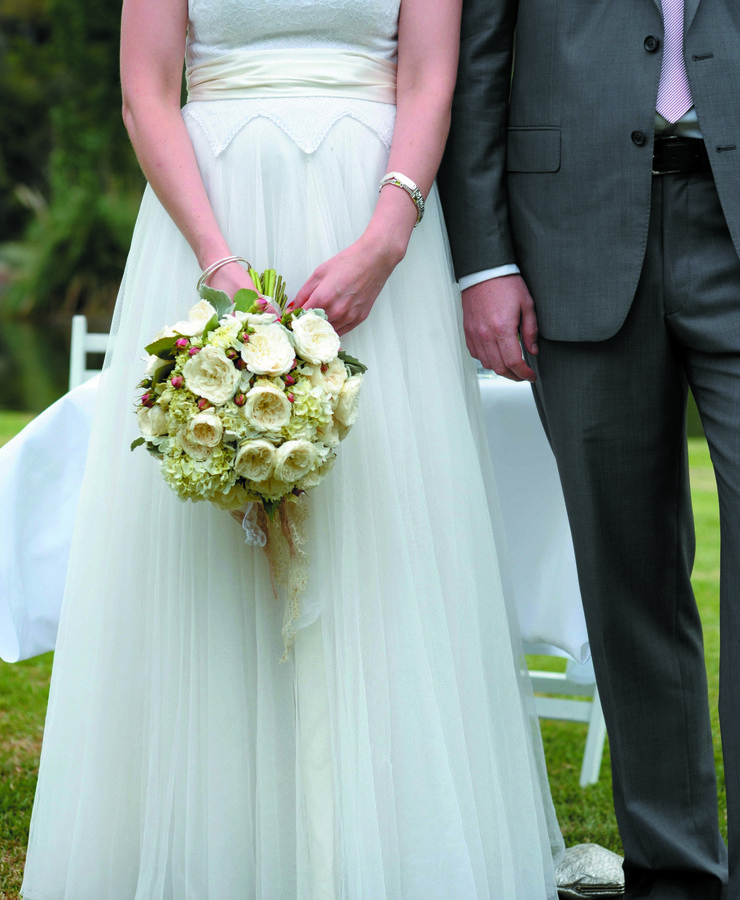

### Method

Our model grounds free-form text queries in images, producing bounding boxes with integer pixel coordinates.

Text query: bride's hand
[205,261,259,298]
[291,236,399,336]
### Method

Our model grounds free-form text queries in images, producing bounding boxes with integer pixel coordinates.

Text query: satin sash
[187,48,397,104]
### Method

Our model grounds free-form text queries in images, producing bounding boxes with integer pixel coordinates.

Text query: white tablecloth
[479,375,589,663]
[0,377,98,662]
[0,374,589,663]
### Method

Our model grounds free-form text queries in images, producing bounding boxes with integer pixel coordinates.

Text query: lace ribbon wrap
[232,499,310,660]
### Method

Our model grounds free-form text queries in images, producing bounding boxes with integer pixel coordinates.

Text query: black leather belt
[652,135,711,175]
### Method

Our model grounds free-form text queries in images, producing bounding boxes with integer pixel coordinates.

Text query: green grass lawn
[0,654,52,898]
[0,412,724,896]
[0,414,34,450]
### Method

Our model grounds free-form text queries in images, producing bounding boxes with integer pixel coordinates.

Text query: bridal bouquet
[132,267,365,513]
[132,265,366,654]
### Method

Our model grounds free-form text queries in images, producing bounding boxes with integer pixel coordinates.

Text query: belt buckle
[653,134,681,176]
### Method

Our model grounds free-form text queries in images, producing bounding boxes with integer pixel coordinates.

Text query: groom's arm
[437,0,517,275]
[438,0,538,382]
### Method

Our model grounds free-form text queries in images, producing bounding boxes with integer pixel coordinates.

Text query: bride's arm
[293,0,462,334]
[120,0,255,295]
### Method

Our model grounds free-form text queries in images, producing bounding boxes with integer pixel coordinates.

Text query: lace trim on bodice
[183,97,396,157]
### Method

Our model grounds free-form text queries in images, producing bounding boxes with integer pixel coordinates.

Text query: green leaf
[130,436,145,451]
[198,284,233,318]
[297,307,327,320]
[151,361,176,387]
[234,288,259,313]
[201,313,220,342]
[338,349,368,375]
[144,335,178,359]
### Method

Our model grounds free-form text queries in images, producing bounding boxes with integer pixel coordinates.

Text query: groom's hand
[462,275,538,382]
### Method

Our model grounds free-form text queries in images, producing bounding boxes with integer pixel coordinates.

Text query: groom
[438,1,740,898]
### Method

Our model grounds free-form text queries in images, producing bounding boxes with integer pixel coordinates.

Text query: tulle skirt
[22,108,560,899]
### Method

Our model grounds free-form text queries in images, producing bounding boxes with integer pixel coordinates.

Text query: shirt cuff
[458,264,521,292]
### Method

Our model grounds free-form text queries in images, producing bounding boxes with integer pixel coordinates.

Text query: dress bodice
[183,0,401,157]
[187,0,400,67]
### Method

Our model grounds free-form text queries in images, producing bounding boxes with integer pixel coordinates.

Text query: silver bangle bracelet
[378,171,425,226]
[197,255,251,291]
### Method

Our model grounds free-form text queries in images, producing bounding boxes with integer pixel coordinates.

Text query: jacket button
[644,35,660,52]
[631,130,647,146]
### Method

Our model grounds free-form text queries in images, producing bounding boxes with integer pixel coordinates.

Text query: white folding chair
[69,315,110,390]
[524,644,608,787]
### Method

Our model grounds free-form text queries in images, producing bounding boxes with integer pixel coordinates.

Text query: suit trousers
[530,169,740,900]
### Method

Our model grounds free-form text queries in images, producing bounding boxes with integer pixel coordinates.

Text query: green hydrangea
[283,377,333,442]
[160,444,237,502]
[163,387,201,430]
[208,319,243,354]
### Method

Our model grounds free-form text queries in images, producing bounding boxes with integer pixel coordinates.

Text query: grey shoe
[556,843,625,898]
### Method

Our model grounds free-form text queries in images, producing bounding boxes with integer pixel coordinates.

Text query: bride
[21,0,562,897]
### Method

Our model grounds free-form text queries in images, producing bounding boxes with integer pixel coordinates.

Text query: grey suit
[439,1,740,898]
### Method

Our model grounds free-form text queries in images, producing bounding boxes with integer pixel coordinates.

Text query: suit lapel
[685,0,701,30]
[650,0,702,32]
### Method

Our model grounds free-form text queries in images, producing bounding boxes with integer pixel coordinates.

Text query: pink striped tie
[656,0,693,122]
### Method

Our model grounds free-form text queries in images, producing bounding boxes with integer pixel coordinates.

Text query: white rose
[176,426,214,461]
[252,475,293,503]
[137,404,168,438]
[321,357,348,396]
[183,345,241,405]
[273,439,318,483]
[334,374,363,427]
[149,324,176,342]
[243,380,292,431]
[234,439,276,482]
[233,311,278,327]
[299,452,336,489]
[173,300,217,337]
[144,354,171,377]
[241,323,295,376]
[317,420,340,447]
[291,310,341,365]
[185,411,223,448]
[306,357,347,398]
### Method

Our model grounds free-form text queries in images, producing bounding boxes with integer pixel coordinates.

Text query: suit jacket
[438,0,740,341]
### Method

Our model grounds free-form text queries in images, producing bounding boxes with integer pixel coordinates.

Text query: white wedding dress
[21,1,562,897]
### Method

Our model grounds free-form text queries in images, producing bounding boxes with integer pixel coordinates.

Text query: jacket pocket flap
[506,128,561,173]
